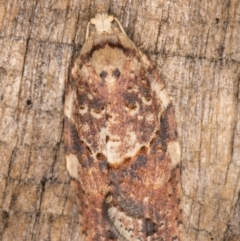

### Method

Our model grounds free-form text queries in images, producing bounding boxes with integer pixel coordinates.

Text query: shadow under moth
[64,6,183,241]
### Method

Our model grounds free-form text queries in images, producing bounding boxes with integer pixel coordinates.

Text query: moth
[64,6,183,241]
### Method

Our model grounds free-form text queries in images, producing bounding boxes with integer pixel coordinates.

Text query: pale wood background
[0,0,239,240]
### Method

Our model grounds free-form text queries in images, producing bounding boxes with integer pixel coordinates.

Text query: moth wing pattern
[64,6,183,241]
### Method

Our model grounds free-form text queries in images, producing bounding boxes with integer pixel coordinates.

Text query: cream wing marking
[66,154,80,179]
[166,141,181,168]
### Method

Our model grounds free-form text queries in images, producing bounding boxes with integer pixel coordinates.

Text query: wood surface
[0,1,239,240]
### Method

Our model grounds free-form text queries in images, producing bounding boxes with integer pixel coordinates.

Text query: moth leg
[85,22,91,40]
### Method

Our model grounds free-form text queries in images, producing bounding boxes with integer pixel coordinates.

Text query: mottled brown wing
[102,51,183,241]
[64,12,182,241]
[64,57,110,240]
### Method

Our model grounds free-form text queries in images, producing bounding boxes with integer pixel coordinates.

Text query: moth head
[86,6,127,39]
[88,5,113,35]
